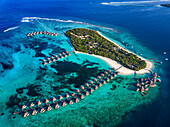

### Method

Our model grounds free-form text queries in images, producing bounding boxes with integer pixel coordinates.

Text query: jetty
[13,69,119,117]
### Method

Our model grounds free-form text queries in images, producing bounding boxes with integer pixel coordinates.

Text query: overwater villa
[84,91,89,96]
[40,108,45,113]
[80,94,84,99]
[68,100,73,105]
[85,83,89,87]
[47,106,52,111]
[80,86,84,90]
[54,104,60,109]
[59,95,63,100]
[30,102,34,108]
[98,83,102,87]
[74,98,79,103]
[22,105,26,110]
[71,93,75,97]
[52,97,56,102]
[75,89,80,93]
[65,93,69,98]
[89,88,94,93]
[23,112,29,118]
[94,85,98,90]
[45,99,49,104]
[37,101,41,106]
[32,110,37,116]
[62,102,66,107]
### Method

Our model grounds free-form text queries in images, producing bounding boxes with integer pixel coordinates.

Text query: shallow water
[0,0,169,126]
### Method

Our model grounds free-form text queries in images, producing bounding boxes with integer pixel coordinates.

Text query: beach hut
[84,91,89,96]
[98,83,102,87]
[75,89,80,93]
[55,104,59,109]
[94,85,98,90]
[68,100,73,105]
[65,93,69,98]
[40,108,45,113]
[52,97,56,102]
[23,112,29,118]
[71,93,75,97]
[22,105,27,110]
[59,95,63,100]
[62,102,66,107]
[47,106,52,111]
[101,73,104,77]
[80,86,84,90]
[45,99,49,104]
[93,78,97,82]
[85,83,89,87]
[75,98,79,103]
[89,88,94,93]
[97,76,101,79]
[80,95,84,99]
[30,102,34,108]
[32,110,37,116]
[37,101,41,106]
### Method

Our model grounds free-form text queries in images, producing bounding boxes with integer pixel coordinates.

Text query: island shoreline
[74,31,153,75]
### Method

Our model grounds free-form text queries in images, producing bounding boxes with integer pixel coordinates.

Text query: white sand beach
[75,32,153,75]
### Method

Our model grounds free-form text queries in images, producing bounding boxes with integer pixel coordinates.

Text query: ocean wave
[101,0,170,6]
[20,17,119,33]
[3,26,19,32]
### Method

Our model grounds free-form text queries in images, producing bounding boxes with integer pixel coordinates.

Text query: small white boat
[165,58,168,61]
[164,52,166,55]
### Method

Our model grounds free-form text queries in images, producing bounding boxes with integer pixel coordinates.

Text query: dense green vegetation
[65,28,146,71]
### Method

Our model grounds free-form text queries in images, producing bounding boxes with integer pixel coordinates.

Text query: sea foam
[101,0,170,6]
[20,17,119,33]
[3,26,19,32]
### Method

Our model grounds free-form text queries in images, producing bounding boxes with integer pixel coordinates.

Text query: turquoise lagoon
[0,18,162,127]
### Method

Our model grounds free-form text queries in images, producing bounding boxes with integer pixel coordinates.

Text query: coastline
[74,31,153,75]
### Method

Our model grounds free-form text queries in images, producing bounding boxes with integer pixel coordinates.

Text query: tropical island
[65,28,148,73]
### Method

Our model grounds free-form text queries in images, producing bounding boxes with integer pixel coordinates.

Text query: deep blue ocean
[0,0,170,126]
